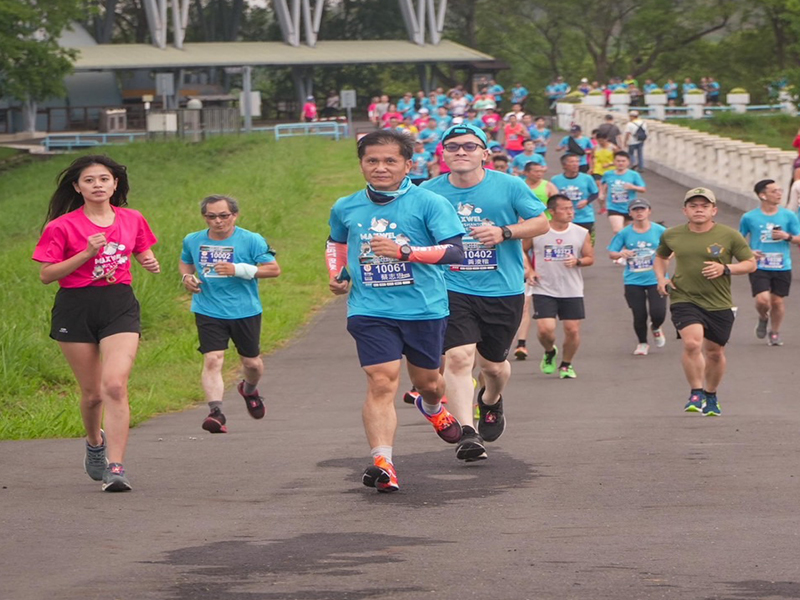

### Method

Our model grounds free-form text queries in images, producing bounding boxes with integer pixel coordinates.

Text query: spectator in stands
[301,96,317,122]
[664,79,679,106]
[578,78,592,95]
[643,79,659,95]
[322,90,340,118]
[706,77,721,105]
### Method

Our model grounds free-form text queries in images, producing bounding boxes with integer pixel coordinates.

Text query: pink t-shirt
[302,102,317,119]
[33,206,157,288]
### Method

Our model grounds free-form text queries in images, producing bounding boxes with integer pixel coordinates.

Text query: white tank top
[531,222,588,298]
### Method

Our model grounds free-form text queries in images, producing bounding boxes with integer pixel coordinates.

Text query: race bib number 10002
[199,245,234,278]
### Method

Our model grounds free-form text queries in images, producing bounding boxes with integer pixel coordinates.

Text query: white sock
[421,400,442,415]
[371,446,393,463]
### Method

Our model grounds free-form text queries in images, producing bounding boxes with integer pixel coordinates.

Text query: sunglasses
[442,142,486,153]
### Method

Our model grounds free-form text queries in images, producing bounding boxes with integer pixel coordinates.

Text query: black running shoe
[456,426,487,462]
[202,407,227,433]
[403,387,420,405]
[238,381,265,419]
[477,388,505,442]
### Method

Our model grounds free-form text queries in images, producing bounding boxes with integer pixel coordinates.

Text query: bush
[588,90,603,96]
[687,89,705,94]
[729,87,748,94]
[648,89,666,94]
[613,89,630,94]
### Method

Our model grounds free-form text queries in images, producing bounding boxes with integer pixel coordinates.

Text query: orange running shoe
[414,395,462,443]
[362,456,399,493]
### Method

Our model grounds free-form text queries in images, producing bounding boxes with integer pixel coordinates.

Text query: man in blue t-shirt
[410,140,434,184]
[511,138,546,175]
[739,179,800,346]
[600,151,647,233]
[557,125,593,172]
[421,123,549,463]
[608,198,668,355]
[530,117,551,158]
[326,129,466,493]
[180,195,281,434]
[551,153,600,244]
[488,79,505,104]
[510,83,529,107]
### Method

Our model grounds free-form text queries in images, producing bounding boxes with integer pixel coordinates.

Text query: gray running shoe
[84,429,107,481]
[768,331,783,346]
[102,463,132,492]
[755,318,768,339]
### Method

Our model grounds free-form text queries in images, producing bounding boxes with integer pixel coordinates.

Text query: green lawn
[0,134,364,440]
[0,147,20,161]
[672,112,800,151]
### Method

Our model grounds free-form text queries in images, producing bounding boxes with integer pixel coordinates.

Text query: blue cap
[441,123,488,147]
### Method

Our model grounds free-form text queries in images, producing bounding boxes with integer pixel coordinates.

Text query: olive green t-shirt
[656,223,754,311]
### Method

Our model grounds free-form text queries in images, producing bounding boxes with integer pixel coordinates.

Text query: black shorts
[444,291,524,362]
[579,164,590,173]
[531,295,585,320]
[195,313,261,357]
[607,210,632,219]
[749,269,791,297]
[670,302,734,347]
[347,316,447,369]
[574,221,594,235]
[50,284,140,343]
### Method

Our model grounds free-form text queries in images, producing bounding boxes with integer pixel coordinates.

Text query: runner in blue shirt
[551,153,600,244]
[530,117,551,158]
[557,125,593,172]
[420,123,549,463]
[180,195,281,434]
[410,140,433,184]
[488,79,505,104]
[608,198,668,355]
[739,179,800,346]
[600,151,647,233]
[510,83,529,106]
[397,92,415,117]
[511,139,546,175]
[326,129,466,493]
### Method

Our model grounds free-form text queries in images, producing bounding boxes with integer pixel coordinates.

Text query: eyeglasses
[204,213,233,221]
[443,142,486,153]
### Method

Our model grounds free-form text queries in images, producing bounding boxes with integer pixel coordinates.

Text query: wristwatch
[500,225,513,240]
[399,244,413,261]
[722,264,731,276]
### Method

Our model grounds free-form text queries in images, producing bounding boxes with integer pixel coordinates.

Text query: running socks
[420,400,442,415]
[558,360,569,369]
[517,340,526,348]
[371,446,393,463]
[242,380,258,395]
[208,400,223,411]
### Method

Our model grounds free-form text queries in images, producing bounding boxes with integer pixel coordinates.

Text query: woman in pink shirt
[503,114,529,158]
[301,96,317,122]
[32,155,160,493]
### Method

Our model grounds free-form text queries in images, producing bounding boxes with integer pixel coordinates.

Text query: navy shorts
[195,313,262,357]
[346,316,447,369]
[50,284,140,343]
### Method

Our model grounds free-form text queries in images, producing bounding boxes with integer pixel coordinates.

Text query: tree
[0,0,81,133]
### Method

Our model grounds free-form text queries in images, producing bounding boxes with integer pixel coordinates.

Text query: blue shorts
[346,316,448,369]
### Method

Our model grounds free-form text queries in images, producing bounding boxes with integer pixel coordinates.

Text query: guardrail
[274,121,349,141]
[41,132,146,151]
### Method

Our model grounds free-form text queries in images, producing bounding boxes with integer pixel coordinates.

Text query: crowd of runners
[31,106,800,494]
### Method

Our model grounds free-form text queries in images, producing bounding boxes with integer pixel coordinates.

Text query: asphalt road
[2,150,800,600]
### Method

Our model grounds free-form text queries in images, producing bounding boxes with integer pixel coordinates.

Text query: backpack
[635,123,647,142]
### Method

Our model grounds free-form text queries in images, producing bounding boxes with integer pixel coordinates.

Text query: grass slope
[0,134,363,440]
[672,113,800,151]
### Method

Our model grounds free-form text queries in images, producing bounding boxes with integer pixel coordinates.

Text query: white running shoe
[633,343,649,356]
[652,327,666,348]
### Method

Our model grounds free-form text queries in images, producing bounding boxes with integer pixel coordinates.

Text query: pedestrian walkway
[1,161,799,599]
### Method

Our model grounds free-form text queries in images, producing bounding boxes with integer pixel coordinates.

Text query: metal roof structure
[71,39,494,72]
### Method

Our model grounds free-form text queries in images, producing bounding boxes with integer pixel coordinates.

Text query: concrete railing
[568,105,797,211]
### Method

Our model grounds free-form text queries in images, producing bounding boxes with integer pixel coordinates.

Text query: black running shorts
[195,313,262,357]
[531,295,585,320]
[443,291,524,363]
[50,284,140,343]
[670,302,734,347]
[749,269,791,298]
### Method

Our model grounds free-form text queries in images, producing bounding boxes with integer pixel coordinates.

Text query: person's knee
[101,379,128,403]
[446,346,475,372]
[480,359,507,379]
[705,345,725,363]
[682,336,703,354]
[770,295,785,310]
[562,321,581,339]
[414,372,444,397]
[755,293,771,310]
[203,351,225,373]
[240,355,263,373]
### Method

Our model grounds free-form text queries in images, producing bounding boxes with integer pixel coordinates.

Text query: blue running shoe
[703,395,721,416]
[684,391,705,413]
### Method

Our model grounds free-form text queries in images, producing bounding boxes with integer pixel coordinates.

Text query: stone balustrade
[566,105,797,211]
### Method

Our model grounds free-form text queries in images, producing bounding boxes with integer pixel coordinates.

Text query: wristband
[181,273,194,283]
[233,263,259,280]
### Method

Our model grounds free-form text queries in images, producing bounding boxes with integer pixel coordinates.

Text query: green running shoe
[540,346,558,374]
[558,364,576,379]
